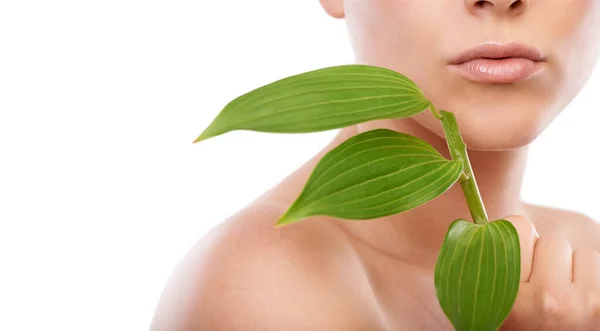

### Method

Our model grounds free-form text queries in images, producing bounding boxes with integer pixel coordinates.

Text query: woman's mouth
[448,42,547,84]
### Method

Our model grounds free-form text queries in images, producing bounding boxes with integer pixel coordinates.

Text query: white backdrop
[1,1,598,330]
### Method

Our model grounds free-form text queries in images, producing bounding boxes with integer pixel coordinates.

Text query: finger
[503,215,539,282]
[573,248,600,287]
[529,235,573,286]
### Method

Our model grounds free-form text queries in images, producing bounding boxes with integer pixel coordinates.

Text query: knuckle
[537,235,571,250]
[505,215,538,240]
[540,289,563,316]
[589,294,600,319]
[539,288,580,322]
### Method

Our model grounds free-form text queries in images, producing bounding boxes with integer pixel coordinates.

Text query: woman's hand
[500,215,600,330]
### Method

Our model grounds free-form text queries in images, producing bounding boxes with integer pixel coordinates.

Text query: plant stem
[436,108,489,225]
[429,103,442,120]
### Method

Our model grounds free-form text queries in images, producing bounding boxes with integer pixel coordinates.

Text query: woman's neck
[265,116,529,270]
[331,117,529,269]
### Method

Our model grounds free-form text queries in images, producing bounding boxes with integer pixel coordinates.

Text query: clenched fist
[501,216,600,330]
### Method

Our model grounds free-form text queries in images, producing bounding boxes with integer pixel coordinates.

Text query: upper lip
[449,42,545,65]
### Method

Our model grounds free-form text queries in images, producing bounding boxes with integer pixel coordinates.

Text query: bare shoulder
[524,202,600,250]
[150,201,385,331]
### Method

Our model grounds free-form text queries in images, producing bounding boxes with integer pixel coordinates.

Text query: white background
[1,1,598,330]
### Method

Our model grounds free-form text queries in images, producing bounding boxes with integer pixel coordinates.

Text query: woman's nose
[464,0,528,17]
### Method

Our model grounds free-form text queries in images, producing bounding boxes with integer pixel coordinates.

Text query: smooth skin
[152,0,600,330]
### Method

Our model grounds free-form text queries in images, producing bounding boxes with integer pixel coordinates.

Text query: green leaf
[434,219,521,331]
[276,129,463,226]
[195,64,430,142]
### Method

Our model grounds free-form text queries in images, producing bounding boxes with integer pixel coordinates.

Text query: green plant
[195,64,521,331]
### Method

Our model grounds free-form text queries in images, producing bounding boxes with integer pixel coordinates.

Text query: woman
[152,1,600,330]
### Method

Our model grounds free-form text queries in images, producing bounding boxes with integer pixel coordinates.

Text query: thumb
[503,215,540,283]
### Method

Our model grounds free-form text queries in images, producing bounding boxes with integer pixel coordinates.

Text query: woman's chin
[460,128,537,151]
[415,106,544,151]
[455,114,541,151]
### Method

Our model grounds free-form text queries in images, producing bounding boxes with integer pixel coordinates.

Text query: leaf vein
[305,159,447,205]
[228,95,422,130]
[333,162,460,211]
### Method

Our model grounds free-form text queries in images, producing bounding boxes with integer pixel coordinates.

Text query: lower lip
[449,58,546,83]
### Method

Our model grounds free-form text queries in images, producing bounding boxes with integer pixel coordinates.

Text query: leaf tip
[275,207,306,228]
[193,127,221,144]
[192,135,206,144]
[272,221,287,229]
